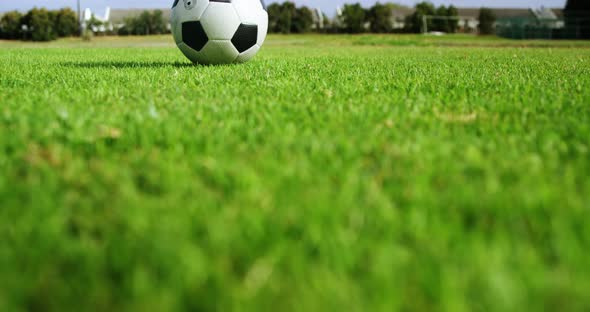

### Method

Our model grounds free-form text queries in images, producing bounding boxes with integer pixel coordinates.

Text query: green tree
[404,2,435,33]
[22,8,58,41]
[430,5,458,33]
[433,5,449,32]
[320,13,330,32]
[87,15,103,31]
[148,10,167,35]
[447,5,459,33]
[367,2,396,33]
[121,16,141,35]
[138,11,153,35]
[341,3,367,33]
[55,8,78,37]
[292,6,314,33]
[118,10,167,36]
[564,0,590,39]
[478,8,496,35]
[565,0,590,10]
[267,2,296,34]
[280,2,296,34]
[267,3,282,33]
[0,11,23,40]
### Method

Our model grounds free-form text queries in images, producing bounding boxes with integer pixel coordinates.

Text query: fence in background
[496,12,590,40]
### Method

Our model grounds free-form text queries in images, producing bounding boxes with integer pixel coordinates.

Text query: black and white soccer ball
[171,0,268,64]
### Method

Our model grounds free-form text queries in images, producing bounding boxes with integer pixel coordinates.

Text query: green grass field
[1,34,590,311]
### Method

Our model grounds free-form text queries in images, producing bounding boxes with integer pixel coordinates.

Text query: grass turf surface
[1,34,590,311]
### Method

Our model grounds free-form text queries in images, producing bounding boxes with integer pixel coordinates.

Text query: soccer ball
[171,0,268,65]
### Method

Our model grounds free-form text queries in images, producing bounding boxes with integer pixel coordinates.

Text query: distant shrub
[432,5,459,33]
[268,2,293,34]
[21,8,58,41]
[1,7,82,41]
[478,8,496,35]
[564,0,590,39]
[292,6,314,33]
[447,5,459,33]
[404,2,435,33]
[55,8,79,37]
[341,3,367,33]
[81,29,94,41]
[367,3,395,33]
[267,2,316,34]
[0,11,23,40]
[118,10,168,36]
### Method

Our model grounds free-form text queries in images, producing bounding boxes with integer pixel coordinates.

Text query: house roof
[391,7,414,18]
[552,9,565,18]
[457,8,533,19]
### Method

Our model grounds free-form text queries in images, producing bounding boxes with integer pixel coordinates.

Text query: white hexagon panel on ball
[171,0,268,65]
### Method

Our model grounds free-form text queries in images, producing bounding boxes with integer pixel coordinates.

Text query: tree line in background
[0,2,496,41]
[564,0,590,39]
[0,8,78,41]
[117,10,168,36]
[0,7,169,41]
[267,2,498,35]
[268,1,466,34]
[1,1,587,41]
[403,2,459,33]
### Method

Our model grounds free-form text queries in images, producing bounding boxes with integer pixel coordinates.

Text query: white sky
[0,0,568,16]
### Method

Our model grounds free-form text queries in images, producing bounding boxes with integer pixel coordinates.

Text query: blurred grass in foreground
[0,34,589,311]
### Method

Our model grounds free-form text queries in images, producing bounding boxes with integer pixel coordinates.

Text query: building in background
[312,8,325,31]
[391,6,414,30]
[1,4,586,40]
[495,7,578,39]
[109,8,171,25]
[390,7,562,33]
[85,8,172,35]
[82,7,112,33]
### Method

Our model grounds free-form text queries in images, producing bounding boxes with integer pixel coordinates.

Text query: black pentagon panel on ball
[172,0,180,8]
[231,24,258,53]
[182,21,208,52]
